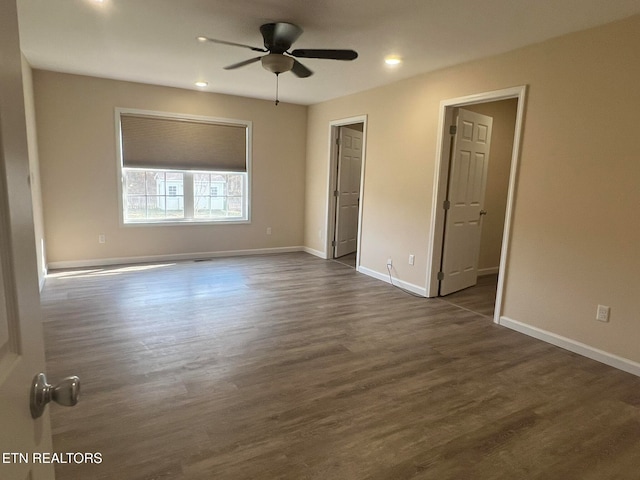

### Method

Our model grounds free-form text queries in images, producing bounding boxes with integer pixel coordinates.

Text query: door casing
[426,85,527,324]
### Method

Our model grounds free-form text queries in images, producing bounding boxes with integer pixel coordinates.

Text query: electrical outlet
[409,254,415,265]
[387,258,392,267]
[596,305,610,322]
[266,227,272,235]
[98,234,106,244]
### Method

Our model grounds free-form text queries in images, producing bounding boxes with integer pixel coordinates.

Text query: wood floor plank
[40,253,640,479]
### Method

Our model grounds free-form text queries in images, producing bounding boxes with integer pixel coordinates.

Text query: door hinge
[443,200,450,210]
[449,125,457,135]
[333,190,340,197]
[331,240,337,247]
[336,136,341,146]
[437,271,445,281]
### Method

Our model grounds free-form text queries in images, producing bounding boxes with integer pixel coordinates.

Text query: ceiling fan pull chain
[275,73,280,106]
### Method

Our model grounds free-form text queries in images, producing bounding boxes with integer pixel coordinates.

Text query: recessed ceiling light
[384,56,402,66]
[195,81,208,88]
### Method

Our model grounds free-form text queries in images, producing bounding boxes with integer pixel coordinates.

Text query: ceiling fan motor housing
[260,22,303,53]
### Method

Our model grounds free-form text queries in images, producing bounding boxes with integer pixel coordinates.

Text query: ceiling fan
[197,22,358,104]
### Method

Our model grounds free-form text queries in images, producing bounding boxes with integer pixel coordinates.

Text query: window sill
[122,218,250,227]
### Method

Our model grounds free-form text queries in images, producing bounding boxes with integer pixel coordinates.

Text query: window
[194,173,243,219]
[117,109,251,224]
[124,170,185,220]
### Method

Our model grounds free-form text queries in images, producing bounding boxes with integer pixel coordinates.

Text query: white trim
[499,316,640,378]
[357,266,427,297]
[324,115,368,270]
[303,246,326,259]
[47,246,305,271]
[426,86,528,329]
[478,266,500,276]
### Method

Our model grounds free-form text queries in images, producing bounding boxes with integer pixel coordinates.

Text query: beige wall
[305,15,640,363]
[34,71,307,265]
[463,99,517,273]
[21,58,47,288]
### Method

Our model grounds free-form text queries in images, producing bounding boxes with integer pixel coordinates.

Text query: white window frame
[115,108,252,226]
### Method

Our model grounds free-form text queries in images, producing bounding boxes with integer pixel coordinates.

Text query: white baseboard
[499,316,640,378]
[358,266,427,297]
[478,266,500,276]
[47,246,306,270]
[303,246,327,259]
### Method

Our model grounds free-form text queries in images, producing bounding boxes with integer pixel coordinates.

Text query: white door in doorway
[334,126,363,258]
[0,1,55,478]
[440,108,493,296]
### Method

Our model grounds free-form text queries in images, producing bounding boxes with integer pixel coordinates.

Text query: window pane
[226,174,244,196]
[194,172,210,196]
[147,171,162,195]
[146,196,165,219]
[165,195,184,217]
[227,196,243,217]
[165,172,183,183]
[194,196,210,218]
[125,195,147,220]
[125,171,146,195]
[190,172,246,220]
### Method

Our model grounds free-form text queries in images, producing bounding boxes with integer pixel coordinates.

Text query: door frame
[324,115,368,267]
[426,86,527,324]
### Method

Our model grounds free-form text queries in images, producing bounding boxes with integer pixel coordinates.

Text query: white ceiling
[16,0,640,105]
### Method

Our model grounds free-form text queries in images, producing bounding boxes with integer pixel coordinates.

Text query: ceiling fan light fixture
[261,54,294,74]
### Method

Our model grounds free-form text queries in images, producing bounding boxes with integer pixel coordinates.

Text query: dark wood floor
[41,253,640,479]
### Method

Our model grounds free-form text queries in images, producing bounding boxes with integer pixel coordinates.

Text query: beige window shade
[121,115,247,172]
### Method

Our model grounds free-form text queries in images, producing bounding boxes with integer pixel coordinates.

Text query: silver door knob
[479,209,488,216]
[30,372,80,419]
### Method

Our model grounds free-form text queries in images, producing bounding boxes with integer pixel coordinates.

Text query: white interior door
[1,1,55,478]
[334,126,363,258]
[440,108,493,296]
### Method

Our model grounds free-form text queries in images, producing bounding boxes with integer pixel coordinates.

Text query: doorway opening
[426,86,527,324]
[326,116,367,269]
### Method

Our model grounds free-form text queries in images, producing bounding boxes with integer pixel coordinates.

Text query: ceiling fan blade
[223,56,263,70]
[291,60,313,78]
[198,36,266,53]
[260,22,303,53]
[291,49,358,61]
